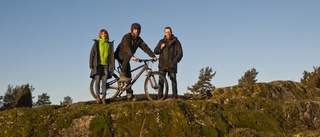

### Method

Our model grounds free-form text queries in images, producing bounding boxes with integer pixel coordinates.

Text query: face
[132,29,140,37]
[164,28,172,39]
[100,32,107,40]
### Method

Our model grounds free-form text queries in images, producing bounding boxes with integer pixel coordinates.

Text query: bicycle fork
[148,74,159,89]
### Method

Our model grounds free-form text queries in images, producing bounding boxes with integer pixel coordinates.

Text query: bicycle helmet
[131,23,141,32]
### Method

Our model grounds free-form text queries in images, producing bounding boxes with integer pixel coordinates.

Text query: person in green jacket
[90,29,114,104]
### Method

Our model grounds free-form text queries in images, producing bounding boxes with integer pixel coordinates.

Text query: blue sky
[1,1,319,104]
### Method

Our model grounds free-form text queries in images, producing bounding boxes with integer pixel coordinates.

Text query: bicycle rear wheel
[90,74,120,100]
[144,71,168,101]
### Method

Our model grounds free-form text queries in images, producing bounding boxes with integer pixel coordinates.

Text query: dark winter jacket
[90,39,115,78]
[154,35,183,73]
[115,33,155,58]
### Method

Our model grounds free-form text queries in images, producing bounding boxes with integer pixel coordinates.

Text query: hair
[164,26,172,32]
[98,29,109,39]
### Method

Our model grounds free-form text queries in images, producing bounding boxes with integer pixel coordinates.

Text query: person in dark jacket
[115,23,157,100]
[154,27,183,99]
[90,29,114,104]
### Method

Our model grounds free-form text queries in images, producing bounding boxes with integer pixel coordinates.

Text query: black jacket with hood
[154,35,183,73]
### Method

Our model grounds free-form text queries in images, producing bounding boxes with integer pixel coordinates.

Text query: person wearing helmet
[115,23,157,100]
[154,26,183,99]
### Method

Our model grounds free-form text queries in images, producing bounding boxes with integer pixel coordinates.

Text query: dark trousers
[115,52,133,94]
[116,52,132,77]
[159,70,177,98]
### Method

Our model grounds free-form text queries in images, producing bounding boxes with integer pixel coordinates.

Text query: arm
[154,40,164,55]
[139,38,156,58]
[121,34,134,57]
[172,40,183,64]
[89,41,97,69]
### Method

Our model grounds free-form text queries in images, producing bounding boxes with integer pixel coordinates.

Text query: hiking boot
[101,95,106,105]
[127,93,133,99]
[119,72,131,82]
[119,76,131,82]
[95,97,101,104]
[127,93,137,101]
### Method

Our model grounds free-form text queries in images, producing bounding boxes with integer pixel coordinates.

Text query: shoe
[172,94,178,99]
[127,93,133,99]
[101,95,106,105]
[119,76,131,82]
[119,72,131,82]
[127,93,137,101]
[96,97,101,104]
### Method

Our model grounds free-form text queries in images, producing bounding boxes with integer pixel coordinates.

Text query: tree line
[1,66,319,110]
[0,84,73,110]
[187,66,320,97]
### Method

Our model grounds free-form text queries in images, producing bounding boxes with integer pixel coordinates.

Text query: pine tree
[301,66,320,88]
[238,68,258,86]
[36,93,51,106]
[2,84,34,109]
[60,96,73,106]
[2,85,16,108]
[188,67,216,94]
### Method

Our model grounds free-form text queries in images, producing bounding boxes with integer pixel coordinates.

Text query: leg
[95,65,102,103]
[158,70,167,98]
[118,52,134,100]
[101,66,109,95]
[169,72,178,99]
[118,53,131,81]
[95,75,101,96]
[101,66,109,104]
[125,63,136,100]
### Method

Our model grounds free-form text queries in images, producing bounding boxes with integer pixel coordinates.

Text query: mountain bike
[90,59,168,101]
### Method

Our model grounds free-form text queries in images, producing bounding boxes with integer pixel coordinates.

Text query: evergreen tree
[238,68,259,86]
[60,96,73,106]
[301,66,320,88]
[188,67,216,94]
[2,85,16,108]
[36,93,51,106]
[2,84,34,109]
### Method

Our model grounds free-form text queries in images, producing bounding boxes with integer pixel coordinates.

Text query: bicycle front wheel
[144,71,168,101]
[90,74,120,100]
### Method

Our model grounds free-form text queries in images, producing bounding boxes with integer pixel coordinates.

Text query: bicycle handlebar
[138,59,156,63]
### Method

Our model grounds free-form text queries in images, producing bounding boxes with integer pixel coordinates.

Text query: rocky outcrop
[0,81,320,136]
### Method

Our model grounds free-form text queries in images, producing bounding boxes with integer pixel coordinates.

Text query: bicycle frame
[116,59,154,92]
[130,61,151,85]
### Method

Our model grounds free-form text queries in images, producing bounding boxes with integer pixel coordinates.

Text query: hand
[132,56,139,62]
[152,57,157,62]
[160,43,166,49]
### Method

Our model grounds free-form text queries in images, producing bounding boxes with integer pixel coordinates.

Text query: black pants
[117,52,131,76]
[115,51,133,93]
[159,70,177,98]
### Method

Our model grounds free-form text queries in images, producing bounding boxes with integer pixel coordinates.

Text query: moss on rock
[1,81,320,136]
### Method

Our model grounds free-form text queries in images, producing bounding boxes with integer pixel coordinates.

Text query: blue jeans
[159,70,178,98]
[95,65,108,96]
